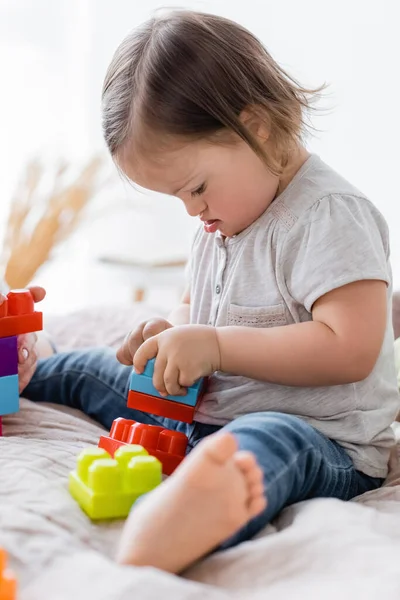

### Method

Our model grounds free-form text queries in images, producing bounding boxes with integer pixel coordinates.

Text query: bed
[1,303,400,600]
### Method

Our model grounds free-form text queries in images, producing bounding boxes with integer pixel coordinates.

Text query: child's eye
[191,183,206,197]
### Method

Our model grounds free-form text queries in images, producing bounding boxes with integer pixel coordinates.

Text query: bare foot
[116,432,267,574]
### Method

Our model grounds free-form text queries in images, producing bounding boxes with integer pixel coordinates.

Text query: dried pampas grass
[1,157,103,289]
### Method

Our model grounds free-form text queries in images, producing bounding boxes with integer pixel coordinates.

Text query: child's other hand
[27,286,46,303]
[19,286,46,393]
[18,333,39,393]
[117,318,173,366]
[133,325,221,397]
[0,285,46,394]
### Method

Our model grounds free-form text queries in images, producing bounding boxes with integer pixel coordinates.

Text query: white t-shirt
[188,154,399,478]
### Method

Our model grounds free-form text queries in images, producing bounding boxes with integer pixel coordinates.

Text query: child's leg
[23,348,186,432]
[218,412,382,549]
[116,412,382,574]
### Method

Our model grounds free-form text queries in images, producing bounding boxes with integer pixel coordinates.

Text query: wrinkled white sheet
[1,305,399,599]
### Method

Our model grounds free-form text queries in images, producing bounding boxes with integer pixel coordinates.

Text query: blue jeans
[24,348,383,549]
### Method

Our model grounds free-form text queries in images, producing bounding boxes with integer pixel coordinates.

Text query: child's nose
[185,198,206,218]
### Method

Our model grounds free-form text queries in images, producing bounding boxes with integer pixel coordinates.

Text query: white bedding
[1,305,400,599]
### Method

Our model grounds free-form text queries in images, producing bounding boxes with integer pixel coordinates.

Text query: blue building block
[0,336,18,377]
[0,374,19,415]
[129,358,203,407]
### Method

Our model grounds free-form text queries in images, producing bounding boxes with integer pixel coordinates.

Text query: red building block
[0,417,2,438]
[0,289,43,338]
[0,548,17,600]
[99,417,188,475]
[127,389,196,424]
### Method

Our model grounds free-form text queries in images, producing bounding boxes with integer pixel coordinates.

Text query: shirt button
[216,284,221,294]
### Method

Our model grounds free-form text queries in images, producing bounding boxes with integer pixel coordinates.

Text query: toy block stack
[0,289,43,434]
[99,357,205,476]
[99,417,189,475]
[0,549,17,600]
[69,445,162,520]
[71,355,205,519]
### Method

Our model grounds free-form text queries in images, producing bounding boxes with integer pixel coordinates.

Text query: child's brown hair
[102,10,322,175]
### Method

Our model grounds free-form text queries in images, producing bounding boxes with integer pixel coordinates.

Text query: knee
[225,412,316,454]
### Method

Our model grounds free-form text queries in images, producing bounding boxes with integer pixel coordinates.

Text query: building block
[0,337,18,378]
[0,375,19,416]
[0,418,2,437]
[0,289,43,422]
[128,389,196,423]
[0,289,43,338]
[99,417,188,475]
[129,358,204,407]
[69,445,162,520]
[0,549,17,600]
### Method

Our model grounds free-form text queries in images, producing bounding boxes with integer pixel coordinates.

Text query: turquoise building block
[0,374,19,415]
[129,358,203,407]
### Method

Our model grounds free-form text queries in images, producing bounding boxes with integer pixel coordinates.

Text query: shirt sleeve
[281,194,391,312]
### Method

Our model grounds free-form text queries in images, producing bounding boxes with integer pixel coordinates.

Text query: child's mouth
[203,219,219,233]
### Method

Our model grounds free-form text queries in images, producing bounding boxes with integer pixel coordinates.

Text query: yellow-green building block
[69,445,162,520]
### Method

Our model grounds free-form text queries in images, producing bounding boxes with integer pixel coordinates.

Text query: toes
[233,453,264,486]
[233,451,257,473]
[249,482,265,498]
[233,451,266,517]
[248,495,267,518]
[250,466,264,485]
[196,432,238,465]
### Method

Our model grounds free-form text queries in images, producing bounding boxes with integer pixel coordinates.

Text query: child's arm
[132,279,386,395]
[216,279,387,386]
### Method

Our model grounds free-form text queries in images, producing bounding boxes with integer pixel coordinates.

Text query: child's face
[121,136,279,237]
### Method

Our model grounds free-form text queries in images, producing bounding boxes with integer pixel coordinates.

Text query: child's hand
[133,325,221,397]
[117,318,173,366]
[18,332,39,393]
[0,286,46,394]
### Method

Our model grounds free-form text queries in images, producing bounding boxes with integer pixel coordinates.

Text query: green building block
[69,445,162,520]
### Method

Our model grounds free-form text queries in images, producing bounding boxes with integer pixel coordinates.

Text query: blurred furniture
[98,255,187,303]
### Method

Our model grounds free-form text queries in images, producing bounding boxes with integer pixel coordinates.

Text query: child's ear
[239,106,271,144]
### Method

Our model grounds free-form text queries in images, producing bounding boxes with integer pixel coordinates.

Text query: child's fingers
[152,355,168,397]
[17,333,29,351]
[18,333,37,363]
[164,362,186,396]
[116,326,144,365]
[27,286,46,303]
[179,370,197,388]
[133,337,158,374]
[0,288,45,305]
[19,361,37,394]
[19,347,38,372]
[143,318,172,341]
[18,343,39,393]
[116,338,135,365]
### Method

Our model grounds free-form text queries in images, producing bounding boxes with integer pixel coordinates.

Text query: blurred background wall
[1,0,399,314]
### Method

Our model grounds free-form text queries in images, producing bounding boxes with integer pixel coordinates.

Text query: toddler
[23,10,399,574]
